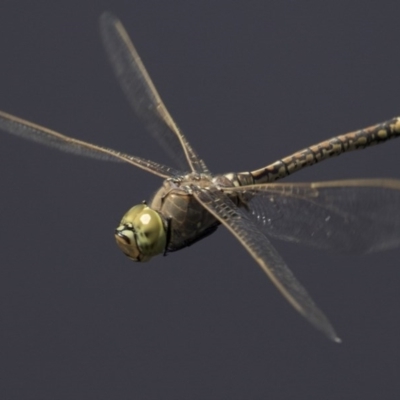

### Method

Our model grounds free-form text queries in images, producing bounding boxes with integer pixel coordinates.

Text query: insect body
[1,12,400,342]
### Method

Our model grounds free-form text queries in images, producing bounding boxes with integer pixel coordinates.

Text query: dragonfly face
[115,204,167,262]
[1,12,400,342]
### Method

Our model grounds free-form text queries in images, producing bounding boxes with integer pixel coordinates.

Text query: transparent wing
[224,179,400,254]
[193,186,340,342]
[0,110,181,179]
[99,12,209,174]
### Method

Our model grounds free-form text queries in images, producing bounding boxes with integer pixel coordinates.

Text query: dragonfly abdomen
[249,117,400,184]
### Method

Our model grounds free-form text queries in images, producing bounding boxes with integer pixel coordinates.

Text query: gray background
[0,1,400,399]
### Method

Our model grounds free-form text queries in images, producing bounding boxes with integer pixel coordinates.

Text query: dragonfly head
[115,204,167,262]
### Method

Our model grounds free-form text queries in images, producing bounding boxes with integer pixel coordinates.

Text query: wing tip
[332,335,342,344]
[99,11,118,30]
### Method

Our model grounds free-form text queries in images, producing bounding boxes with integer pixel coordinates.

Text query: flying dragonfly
[1,12,400,342]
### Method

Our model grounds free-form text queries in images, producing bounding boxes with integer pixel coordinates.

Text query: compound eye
[115,204,166,262]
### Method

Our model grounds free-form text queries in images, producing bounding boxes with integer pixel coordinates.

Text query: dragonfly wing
[225,179,400,254]
[193,186,340,342]
[0,110,181,178]
[99,12,208,174]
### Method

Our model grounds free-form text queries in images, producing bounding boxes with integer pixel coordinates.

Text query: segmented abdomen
[249,117,400,184]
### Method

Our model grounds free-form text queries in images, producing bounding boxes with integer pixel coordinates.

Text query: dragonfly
[1,12,400,343]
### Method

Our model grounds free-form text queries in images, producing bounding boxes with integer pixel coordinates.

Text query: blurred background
[0,1,399,399]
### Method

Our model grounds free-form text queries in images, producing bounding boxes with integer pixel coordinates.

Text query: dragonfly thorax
[115,203,167,262]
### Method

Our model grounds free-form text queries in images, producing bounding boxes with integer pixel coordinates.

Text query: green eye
[115,204,166,262]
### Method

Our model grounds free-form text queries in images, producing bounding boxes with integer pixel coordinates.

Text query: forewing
[225,179,400,254]
[99,12,208,174]
[193,186,340,342]
[0,110,180,178]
